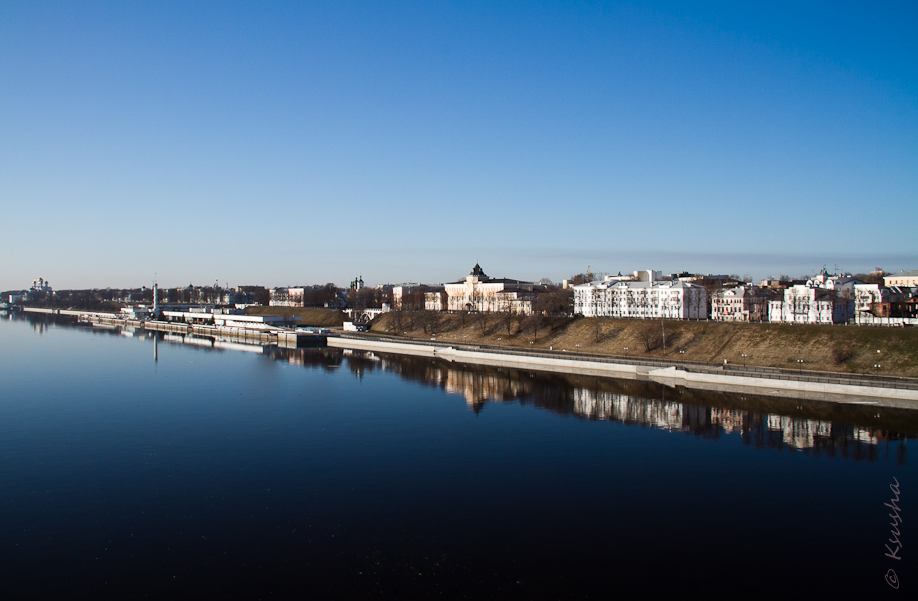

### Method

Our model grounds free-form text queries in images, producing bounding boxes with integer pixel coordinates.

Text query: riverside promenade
[328,333,918,409]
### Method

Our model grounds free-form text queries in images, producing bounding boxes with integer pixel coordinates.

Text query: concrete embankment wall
[327,337,443,359]
[645,367,918,408]
[329,337,918,407]
[329,337,647,380]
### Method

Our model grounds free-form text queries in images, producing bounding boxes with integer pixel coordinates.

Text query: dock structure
[24,308,326,348]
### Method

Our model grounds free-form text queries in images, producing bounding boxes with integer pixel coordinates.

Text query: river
[0,312,912,598]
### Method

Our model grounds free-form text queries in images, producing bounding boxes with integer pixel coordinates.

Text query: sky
[2,1,916,290]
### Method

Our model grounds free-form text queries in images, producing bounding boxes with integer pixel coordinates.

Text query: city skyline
[2,2,916,290]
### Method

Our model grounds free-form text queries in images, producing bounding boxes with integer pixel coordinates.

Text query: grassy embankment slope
[244,306,347,327]
[367,312,918,378]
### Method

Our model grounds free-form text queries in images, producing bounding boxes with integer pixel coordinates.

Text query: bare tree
[391,310,404,333]
[476,312,489,336]
[637,321,663,352]
[534,286,573,316]
[501,306,515,336]
[522,314,543,341]
[589,317,603,343]
[427,313,443,336]
[568,272,593,286]
[854,271,885,285]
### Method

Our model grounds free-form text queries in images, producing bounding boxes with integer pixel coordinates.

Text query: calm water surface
[0,314,913,598]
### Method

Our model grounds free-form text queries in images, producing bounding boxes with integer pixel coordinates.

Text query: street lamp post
[624,347,629,357]
[875,363,881,378]
[741,353,748,368]
[497,337,501,348]
[797,359,804,375]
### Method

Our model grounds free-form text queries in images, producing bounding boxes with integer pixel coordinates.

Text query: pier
[24,308,326,348]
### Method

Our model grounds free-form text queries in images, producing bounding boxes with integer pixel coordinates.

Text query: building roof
[887,270,918,278]
[573,279,702,291]
[447,265,536,287]
[469,263,488,278]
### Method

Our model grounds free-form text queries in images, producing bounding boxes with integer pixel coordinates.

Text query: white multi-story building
[424,290,448,311]
[442,264,538,315]
[853,284,891,325]
[392,283,439,311]
[711,286,771,322]
[573,274,707,320]
[768,270,862,324]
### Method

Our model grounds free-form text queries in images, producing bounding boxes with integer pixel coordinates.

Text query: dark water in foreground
[0,314,913,598]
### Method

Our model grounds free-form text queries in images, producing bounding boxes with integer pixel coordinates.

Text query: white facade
[711,286,769,322]
[424,290,448,311]
[393,284,443,311]
[573,278,706,320]
[442,264,537,315]
[853,284,890,325]
[391,284,420,310]
[768,271,862,324]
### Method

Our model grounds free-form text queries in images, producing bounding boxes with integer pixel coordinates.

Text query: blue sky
[2,1,916,290]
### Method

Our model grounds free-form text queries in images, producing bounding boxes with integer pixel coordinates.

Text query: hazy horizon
[5,248,914,292]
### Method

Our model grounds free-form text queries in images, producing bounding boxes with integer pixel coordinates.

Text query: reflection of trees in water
[266,347,344,372]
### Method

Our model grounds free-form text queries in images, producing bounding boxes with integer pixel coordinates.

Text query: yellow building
[442,264,538,314]
[884,270,918,287]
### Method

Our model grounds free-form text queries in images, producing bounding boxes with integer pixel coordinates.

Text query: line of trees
[346,287,391,310]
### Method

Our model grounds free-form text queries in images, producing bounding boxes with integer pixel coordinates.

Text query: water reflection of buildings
[321,350,910,463]
[328,349,911,464]
[764,414,833,450]
[11,312,914,465]
[569,387,906,462]
[445,370,533,408]
[573,389,684,431]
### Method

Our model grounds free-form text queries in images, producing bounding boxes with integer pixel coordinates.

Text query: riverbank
[330,334,918,408]
[368,313,918,377]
